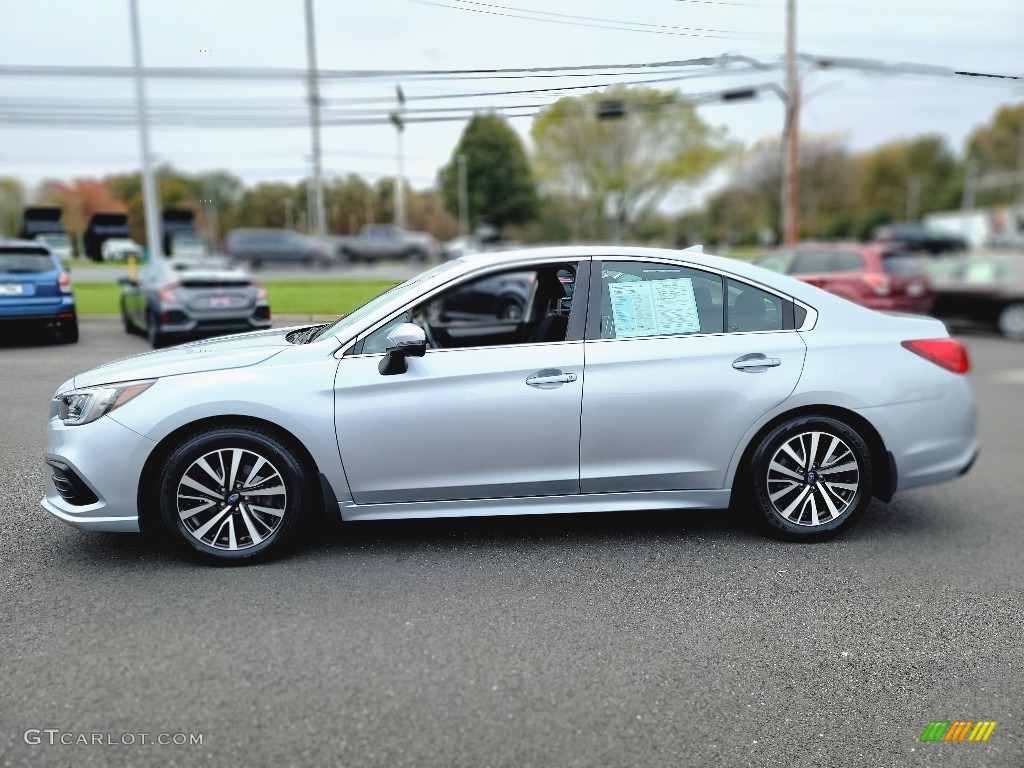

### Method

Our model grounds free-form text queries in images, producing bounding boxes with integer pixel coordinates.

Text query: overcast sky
[1,0,1022,207]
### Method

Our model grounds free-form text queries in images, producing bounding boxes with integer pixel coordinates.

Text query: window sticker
[607,277,700,338]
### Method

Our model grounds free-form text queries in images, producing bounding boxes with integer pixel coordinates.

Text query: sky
[0,0,1022,209]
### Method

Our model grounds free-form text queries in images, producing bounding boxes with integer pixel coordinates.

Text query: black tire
[158,426,311,564]
[749,416,874,540]
[147,309,167,349]
[58,317,79,344]
[121,299,137,335]
[404,248,427,264]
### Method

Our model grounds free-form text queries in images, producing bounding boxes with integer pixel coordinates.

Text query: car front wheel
[159,427,309,563]
[750,416,873,539]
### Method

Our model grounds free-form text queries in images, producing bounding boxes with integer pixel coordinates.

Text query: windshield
[312,260,460,342]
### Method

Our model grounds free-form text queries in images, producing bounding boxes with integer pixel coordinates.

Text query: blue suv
[0,240,78,343]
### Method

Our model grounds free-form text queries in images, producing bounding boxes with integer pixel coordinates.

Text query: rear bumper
[0,296,76,320]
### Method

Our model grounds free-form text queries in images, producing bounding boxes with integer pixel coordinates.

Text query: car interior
[361,263,577,353]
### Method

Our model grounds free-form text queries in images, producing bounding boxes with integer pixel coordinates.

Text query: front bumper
[40,413,156,532]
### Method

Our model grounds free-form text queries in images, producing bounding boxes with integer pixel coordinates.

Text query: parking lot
[1,320,1022,767]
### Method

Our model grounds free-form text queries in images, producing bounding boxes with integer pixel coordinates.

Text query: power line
[419,0,743,34]
[409,0,755,38]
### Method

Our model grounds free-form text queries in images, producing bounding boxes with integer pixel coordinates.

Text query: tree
[438,113,538,233]
[854,135,961,235]
[965,102,1024,205]
[530,85,734,240]
[0,176,25,239]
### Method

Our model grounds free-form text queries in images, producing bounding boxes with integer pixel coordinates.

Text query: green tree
[965,102,1024,205]
[855,135,961,234]
[530,85,734,240]
[438,112,538,233]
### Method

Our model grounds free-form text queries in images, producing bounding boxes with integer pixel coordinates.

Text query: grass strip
[73,280,400,317]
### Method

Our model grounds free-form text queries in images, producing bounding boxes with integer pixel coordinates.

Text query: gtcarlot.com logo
[24,729,203,746]
[920,720,997,742]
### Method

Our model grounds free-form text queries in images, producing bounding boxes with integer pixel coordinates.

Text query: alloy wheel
[176,447,288,551]
[765,430,860,527]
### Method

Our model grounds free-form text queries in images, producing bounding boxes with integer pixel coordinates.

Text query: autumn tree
[438,112,538,234]
[531,85,734,241]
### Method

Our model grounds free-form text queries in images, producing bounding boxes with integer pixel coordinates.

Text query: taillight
[901,339,969,374]
[157,282,181,304]
[58,272,72,294]
[863,273,891,296]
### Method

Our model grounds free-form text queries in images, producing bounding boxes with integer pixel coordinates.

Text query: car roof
[0,238,53,249]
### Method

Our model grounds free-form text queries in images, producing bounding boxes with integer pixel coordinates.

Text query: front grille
[47,460,99,506]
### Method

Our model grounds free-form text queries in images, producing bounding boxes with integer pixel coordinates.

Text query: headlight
[54,380,156,426]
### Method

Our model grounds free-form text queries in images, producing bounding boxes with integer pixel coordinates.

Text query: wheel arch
[730,404,895,504]
[136,414,329,534]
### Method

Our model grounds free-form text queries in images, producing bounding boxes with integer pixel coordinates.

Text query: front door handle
[526,369,578,388]
[732,353,781,372]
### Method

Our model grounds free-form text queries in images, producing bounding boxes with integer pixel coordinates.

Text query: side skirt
[338,489,732,521]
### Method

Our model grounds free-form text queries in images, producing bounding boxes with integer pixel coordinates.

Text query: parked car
[101,237,143,262]
[872,223,968,255]
[120,255,271,348]
[35,232,73,262]
[225,228,332,269]
[43,246,977,563]
[332,224,438,264]
[926,253,1024,340]
[755,242,933,314]
[168,233,209,260]
[0,239,77,343]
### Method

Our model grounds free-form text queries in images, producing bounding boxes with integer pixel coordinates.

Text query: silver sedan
[42,246,978,563]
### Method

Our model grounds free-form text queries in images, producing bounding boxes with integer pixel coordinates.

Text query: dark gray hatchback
[120,256,271,348]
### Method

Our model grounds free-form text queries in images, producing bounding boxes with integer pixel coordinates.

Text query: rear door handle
[526,369,578,388]
[732,354,781,372]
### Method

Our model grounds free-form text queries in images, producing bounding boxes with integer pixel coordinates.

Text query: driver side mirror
[378,323,427,376]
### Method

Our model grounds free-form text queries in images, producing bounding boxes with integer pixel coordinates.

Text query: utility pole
[457,153,469,235]
[907,175,922,221]
[304,0,326,237]
[390,85,407,230]
[128,0,162,259]
[781,0,800,244]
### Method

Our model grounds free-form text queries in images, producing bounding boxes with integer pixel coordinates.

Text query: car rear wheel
[159,427,309,563]
[997,302,1024,340]
[498,301,524,321]
[750,416,873,539]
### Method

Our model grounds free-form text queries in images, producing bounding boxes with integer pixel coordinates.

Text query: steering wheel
[412,307,441,349]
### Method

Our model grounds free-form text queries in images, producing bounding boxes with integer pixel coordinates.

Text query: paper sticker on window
[607,278,700,338]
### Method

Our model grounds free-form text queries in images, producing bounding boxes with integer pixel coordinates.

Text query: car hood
[68,327,300,390]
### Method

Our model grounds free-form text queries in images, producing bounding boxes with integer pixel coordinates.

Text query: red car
[756,243,933,314]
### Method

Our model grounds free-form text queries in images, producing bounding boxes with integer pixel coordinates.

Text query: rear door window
[596,261,724,338]
[831,252,865,272]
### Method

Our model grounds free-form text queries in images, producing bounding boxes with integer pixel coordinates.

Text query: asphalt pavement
[0,321,1021,768]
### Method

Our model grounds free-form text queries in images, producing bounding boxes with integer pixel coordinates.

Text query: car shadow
[0,325,70,348]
